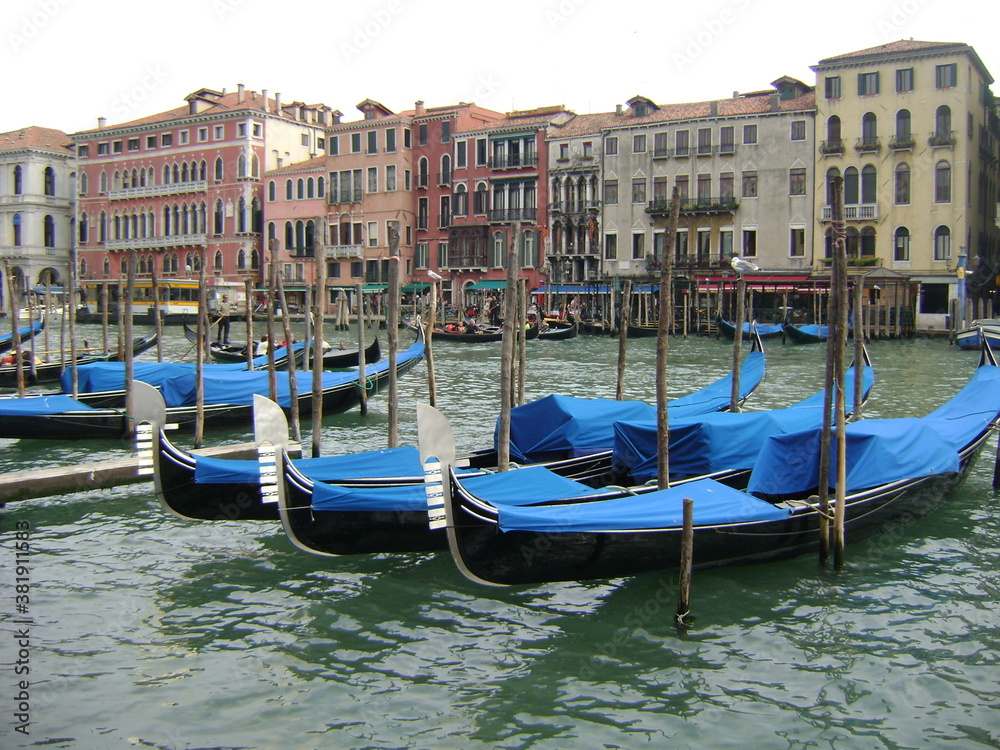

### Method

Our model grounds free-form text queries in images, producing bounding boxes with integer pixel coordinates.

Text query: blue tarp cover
[194,445,424,485]
[0,321,44,346]
[613,364,874,483]
[0,394,96,416]
[492,476,791,533]
[499,349,765,462]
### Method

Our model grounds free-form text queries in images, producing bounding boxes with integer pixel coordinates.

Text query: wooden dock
[0,441,300,505]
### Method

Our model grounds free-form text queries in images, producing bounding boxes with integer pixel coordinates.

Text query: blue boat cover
[791,324,827,339]
[491,476,791,533]
[69,336,423,408]
[499,349,765,463]
[613,364,874,483]
[722,320,784,336]
[0,394,97,416]
[0,321,44,346]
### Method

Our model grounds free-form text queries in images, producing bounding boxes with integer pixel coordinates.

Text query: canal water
[2,325,998,749]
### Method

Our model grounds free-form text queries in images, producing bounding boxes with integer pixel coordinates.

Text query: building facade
[812,40,1000,330]
[0,127,76,314]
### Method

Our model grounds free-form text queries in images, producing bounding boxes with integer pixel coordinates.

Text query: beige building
[812,40,1000,330]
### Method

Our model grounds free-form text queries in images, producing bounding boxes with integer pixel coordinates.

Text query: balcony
[105,233,208,250]
[819,139,844,155]
[929,131,957,148]
[887,135,915,151]
[328,189,363,204]
[488,208,537,223]
[109,180,208,200]
[820,203,880,221]
[490,153,538,170]
[673,146,691,158]
[326,244,363,259]
[646,196,738,216]
[696,144,715,156]
[437,171,452,186]
[854,137,881,154]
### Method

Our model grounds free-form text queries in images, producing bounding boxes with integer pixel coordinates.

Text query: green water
[2,328,998,749]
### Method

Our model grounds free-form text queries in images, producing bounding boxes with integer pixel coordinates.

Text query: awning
[533,284,612,294]
[466,280,507,290]
[401,282,431,292]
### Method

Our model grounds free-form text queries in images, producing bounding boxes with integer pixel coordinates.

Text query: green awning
[467,280,507,290]
[401,282,431,292]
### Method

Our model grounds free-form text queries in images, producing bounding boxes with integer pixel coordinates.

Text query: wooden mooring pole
[676,497,694,629]
[616,279,632,400]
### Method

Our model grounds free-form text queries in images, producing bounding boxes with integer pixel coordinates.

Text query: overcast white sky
[2,0,997,136]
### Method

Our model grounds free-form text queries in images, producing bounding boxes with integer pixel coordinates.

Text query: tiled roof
[265,155,327,175]
[815,39,966,65]
[0,126,74,154]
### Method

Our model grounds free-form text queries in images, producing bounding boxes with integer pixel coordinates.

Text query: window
[128,138,139,151]
[896,68,914,93]
[675,175,689,201]
[385,128,396,153]
[894,227,910,261]
[697,174,710,202]
[604,179,618,204]
[824,76,842,100]
[97,142,109,155]
[632,233,645,260]
[12,213,22,246]
[741,171,757,197]
[441,121,451,142]
[474,183,488,214]
[328,135,339,155]
[743,124,757,145]
[789,167,806,195]
[933,226,951,261]
[367,167,378,193]
[197,127,208,142]
[179,131,189,145]
[79,172,89,195]
[418,124,427,146]
[895,110,912,142]
[720,126,735,153]
[351,133,361,153]
[790,227,805,257]
[675,130,690,156]
[44,166,55,196]
[161,133,172,147]
[604,233,617,260]
[858,72,879,96]
[633,134,646,153]
[742,229,757,257]
[719,172,734,200]
[145,136,157,150]
[605,136,618,156]
[935,161,951,202]
[935,106,952,137]
[583,141,593,158]
[894,164,910,204]
[861,165,877,204]
[77,144,89,158]
[697,128,712,154]
[631,178,646,203]
[653,132,668,157]
[790,121,806,141]
[367,221,378,247]
[404,169,412,191]
[844,167,859,204]
[112,140,123,153]
[301,133,310,148]
[366,130,377,154]
[653,176,668,202]
[559,143,569,160]
[214,125,225,140]
[476,138,488,165]
[386,165,397,192]
[268,181,276,202]
[719,229,733,259]
[404,128,412,148]
[13,165,22,194]
[861,112,878,144]
[935,63,957,89]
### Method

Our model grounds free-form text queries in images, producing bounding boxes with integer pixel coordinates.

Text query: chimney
[98,117,107,129]
[275,92,281,114]
[710,101,719,116]
[237,83,245,103]
[733,91,739,98]
[615,104,623,116]
[769,93,780,112]
[262,89,268,110]
[415,100,426,116]
[332,110,342,124]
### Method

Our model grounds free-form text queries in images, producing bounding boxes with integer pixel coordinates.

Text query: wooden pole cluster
[656,186,681,490]
[497,222,521,472]
[311,221,327,458]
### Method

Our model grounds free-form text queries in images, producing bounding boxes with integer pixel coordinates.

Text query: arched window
[286,180,294,200]
[894,164,910,204]
[307,177,315,199]
[284,221,293,251]
[237,154,248,178]
[250,154,260,178]
[317,176,325,198]
[113,171,122,190]
[894,227,910,261]
[418,156,429,187]
[440,154,451,184]
[935,105,952,137]
[79,212,89,243]
[172,164,179,183]
[187,251,201,272]
[860,165,877,204]
[181,162,190,182]
[198,202,207,234]
[935,161,951,203]
[454,184,468,216]
[214,250,223,271]
[80,172,89,195]
[251,197,262,233]
[295,220,305,251]
[297,178,304,199]
[12,213,22,246]
[861,113,877,145]
[843,167,859,204]
[475,182,489,214]
[44,166,56,196]
[268,181,276,202]
[215,157,224,181]
[237,197,247,233]
[100,171,108,193]
[214,200,224,235]
[860,226,876,257]
[845,226,860,258]
[13,165,24,194]
[199,160,207,181]
[237,249,247,270]
[895,110,911,142]
[551,177,562,207]
[79,258,88,277]
[306,220,316,255]
[934,225,951,261]
[99,211,107,242]
[251,249,260,270]
[826,115,841,146]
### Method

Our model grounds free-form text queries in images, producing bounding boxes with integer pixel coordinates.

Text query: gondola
[955,319,1000,350]
[537,320,578,341]
[181,322,320,366]
[717,319,784,340]
[0,321,45,354]
[422,345,999,587]
[408,319,539,343]
[625,323,660,338]
[0,332,158,388]
[782,322,828,344]
[0,332,424,441]
[150,329,768,527]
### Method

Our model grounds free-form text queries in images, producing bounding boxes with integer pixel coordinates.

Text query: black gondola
[0,332,158,388]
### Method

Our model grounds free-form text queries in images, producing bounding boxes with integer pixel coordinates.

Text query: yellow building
[812,40,1000,331]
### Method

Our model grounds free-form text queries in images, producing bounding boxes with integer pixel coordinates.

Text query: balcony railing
[490,153,538,170]
[820,203,880,221]
[929,131,957,147]
[105,233,208,250]
[888,136,915,150]
[416,174,429,189]
[325,244,363,259]
[819,139,844,154]
[437,171,452,186]
[488,208,537,223]
[416,216,429,230]
[438,212,451,228]
[646,196,738,215]
[109,180,208,200]
[855,137,881,154]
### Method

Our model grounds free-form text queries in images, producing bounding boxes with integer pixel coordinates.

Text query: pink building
[71,85,334,314]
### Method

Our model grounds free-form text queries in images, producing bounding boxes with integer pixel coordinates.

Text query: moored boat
[955,319,1000,350]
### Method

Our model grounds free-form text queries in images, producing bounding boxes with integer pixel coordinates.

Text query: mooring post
[676,497,694,629]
